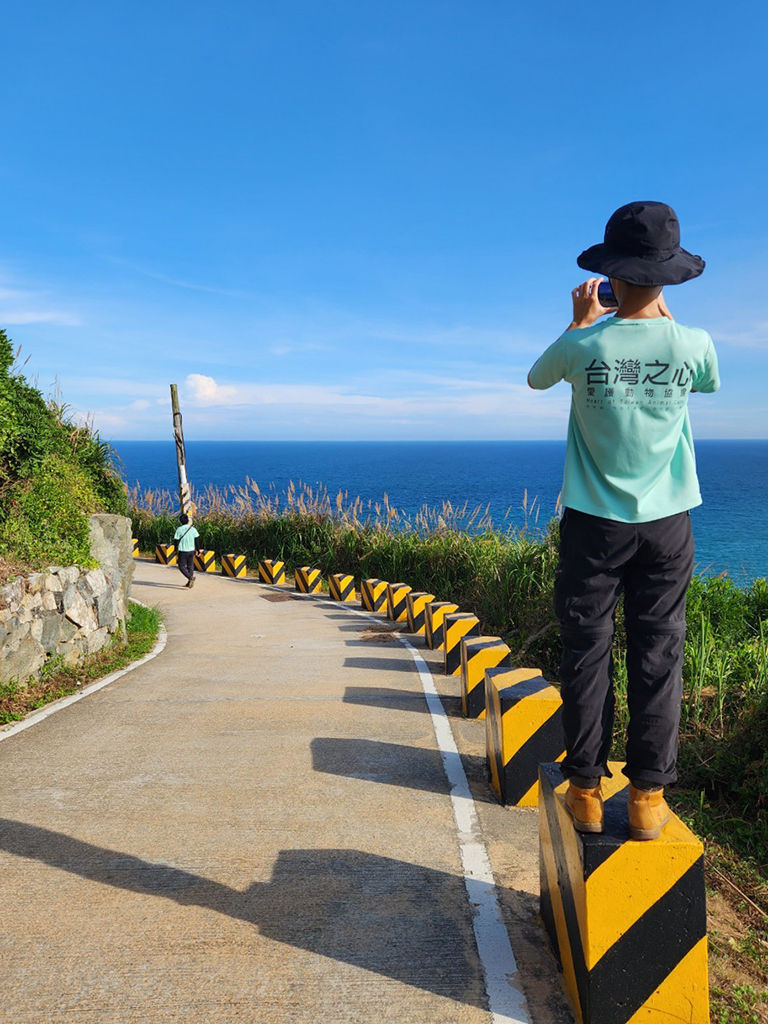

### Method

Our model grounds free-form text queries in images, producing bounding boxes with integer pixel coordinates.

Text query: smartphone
[597,280,618,307]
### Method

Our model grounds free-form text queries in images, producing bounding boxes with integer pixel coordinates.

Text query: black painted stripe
[589,857,706,1024]
[466,677,485,718]
[540,769,590,1017]
[486,697,504,798]
[579,789,633,877]
[499,674,551,699]
[360,579,374,608]
[502,706,565,805]
[465,638,506,654]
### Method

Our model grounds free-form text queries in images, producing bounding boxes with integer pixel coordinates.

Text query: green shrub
[0,328,126,572]
[0,454,100,567]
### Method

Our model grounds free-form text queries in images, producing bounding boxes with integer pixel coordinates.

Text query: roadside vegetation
[0,329,126,580]
[131,478,768,1022]
[0,601,162,725]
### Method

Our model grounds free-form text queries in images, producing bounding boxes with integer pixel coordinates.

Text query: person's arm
[692,335,720,394]
[528,278,613,389]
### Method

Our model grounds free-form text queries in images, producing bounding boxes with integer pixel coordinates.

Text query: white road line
[0,604,167,743]
[320,599,532,1024]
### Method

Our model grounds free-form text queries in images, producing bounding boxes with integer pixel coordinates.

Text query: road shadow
[334,622,402,633]
[311,737,451,794]
[343,686,428,713]
[343,654,416,672]
[131,580,187,591]
[0,818,487,1009]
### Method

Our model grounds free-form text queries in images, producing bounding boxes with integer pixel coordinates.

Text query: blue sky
[2,1,766,440]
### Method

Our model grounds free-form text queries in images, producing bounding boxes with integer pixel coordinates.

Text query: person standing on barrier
[174,513,200,589]
[527,201,720,840]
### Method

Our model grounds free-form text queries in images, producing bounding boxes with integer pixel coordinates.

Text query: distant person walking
[174,513,200,589]
[528,201,720,840]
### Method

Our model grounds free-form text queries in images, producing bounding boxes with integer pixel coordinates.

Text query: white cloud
[709,323,768,349]
[0,286,82,326]
[185,373,239,405]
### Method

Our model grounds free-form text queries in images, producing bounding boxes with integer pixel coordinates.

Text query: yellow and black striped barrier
[155,543,177,566]
[424,601,459,650]
[405,591,436,635]
[194,549,217,573]
[360,578,388,613]
[485,668,562,805]
[329,573,356,602]
[221,553,247,578]
[443,612,480,675]
[132,538,139,558]
[539,762,709,1024]
[386,583,412,623]
[459,636,511,718]
[259,559,286,585]
[295,566,322,594]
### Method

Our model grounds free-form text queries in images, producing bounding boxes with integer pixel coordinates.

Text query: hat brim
[577,244,705,286]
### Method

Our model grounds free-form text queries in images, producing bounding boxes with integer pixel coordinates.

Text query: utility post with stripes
[170,383,192,516]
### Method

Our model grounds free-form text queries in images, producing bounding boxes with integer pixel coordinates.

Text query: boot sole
[629,812,670,842]
[565,803,603,834]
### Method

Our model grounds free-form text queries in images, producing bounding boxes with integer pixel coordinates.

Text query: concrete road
[0,560,572,1024]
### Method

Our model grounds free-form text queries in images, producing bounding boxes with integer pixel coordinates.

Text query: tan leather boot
[628,785,671,840]
[564,781,604,833]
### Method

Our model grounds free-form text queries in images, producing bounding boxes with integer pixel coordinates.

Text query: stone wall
[0,514,134,685]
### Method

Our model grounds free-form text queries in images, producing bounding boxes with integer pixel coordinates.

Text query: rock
[62,585,97,631]
[89,514,133,613]
[39,612,63,652]
[1,635,45,683]
[81,569,108,598]
[59,617,79,643]
[27,592,43,613]
[44,574,64,594]
[41,591,58,613]
[0,579,25,612]
[27,573,47,595]
[85,627,111,655]
[55,566,80,588]
[95,590,115,629]
[56,640,82,667]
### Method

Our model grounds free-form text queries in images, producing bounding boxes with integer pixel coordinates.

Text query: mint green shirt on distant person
[528,317,720,523]
[174,523,199,552]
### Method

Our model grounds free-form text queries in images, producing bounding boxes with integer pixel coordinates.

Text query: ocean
[113,440,768,585]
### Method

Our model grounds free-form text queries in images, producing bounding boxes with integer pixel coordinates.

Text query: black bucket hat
[577,201,705,286]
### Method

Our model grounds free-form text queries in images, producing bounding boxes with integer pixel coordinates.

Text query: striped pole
[170,383,192,516]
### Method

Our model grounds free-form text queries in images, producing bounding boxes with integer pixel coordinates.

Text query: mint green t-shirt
[528,317,720,523]
[174,523,199,552]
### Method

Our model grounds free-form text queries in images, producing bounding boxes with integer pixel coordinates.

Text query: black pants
[178,550,195,581]
[554,508,694,787]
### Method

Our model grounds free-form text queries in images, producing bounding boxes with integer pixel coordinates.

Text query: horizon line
[107,437,768,444]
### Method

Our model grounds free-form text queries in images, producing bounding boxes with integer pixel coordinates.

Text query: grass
[0,601,162,725]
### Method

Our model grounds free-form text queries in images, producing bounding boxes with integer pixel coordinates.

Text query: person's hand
[568,278,614,330]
